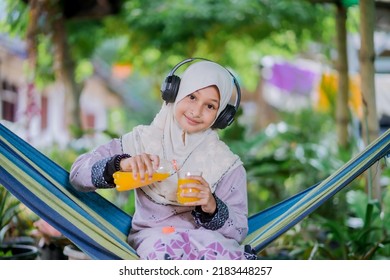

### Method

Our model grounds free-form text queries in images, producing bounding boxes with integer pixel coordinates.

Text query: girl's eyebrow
[193,90,220,105]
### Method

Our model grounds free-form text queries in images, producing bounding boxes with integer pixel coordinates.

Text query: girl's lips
[185,114,200,125]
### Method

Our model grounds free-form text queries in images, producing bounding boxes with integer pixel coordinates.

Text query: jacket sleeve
[69,138,124,192]
[192,165,249,243]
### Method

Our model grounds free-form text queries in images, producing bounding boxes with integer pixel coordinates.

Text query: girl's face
[175,85,220,133]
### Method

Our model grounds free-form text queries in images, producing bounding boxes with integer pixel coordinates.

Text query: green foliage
[0,0,28,35]
[75,59,94,83]
[0,248,13,257]
[41,144,86,172]
[221,107,390,259]
[113,0,335,92]
[0,185,21,243]
[67,20,107,61]
[1,0,338,103]
[118,191,136,215]
[34,35,56,88]
[93,37,131,64]
[121,0,330,50]
[294,188,390,260]
[222,108,348,215]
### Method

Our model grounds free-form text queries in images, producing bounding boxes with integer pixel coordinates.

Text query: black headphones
[160,57,241,129]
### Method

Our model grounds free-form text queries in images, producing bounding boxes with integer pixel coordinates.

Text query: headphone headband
[160,57,241,129]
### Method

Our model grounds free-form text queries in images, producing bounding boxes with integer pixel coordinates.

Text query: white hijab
[122,61,242,205]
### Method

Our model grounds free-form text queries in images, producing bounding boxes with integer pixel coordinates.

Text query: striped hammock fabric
[1,123,390,259]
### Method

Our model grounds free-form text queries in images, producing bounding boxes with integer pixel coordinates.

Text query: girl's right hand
[119,153,160,180]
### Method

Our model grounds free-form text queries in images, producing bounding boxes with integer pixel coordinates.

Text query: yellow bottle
[113,160,173,191]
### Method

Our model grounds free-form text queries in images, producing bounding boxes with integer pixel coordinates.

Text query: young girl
[69,59,257,260]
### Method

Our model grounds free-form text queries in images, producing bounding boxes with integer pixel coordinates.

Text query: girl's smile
[183,110,203,125]
[175,85,220,134]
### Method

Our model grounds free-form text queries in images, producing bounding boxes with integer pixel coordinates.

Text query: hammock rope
[1,123,390,259]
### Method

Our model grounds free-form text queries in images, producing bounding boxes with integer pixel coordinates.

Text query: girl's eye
[207,104,216,110]
[188,94,195,100]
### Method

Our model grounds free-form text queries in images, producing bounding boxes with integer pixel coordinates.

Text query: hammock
[1,123,390,259]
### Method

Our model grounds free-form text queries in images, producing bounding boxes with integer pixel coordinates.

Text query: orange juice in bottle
[114,160,172,191]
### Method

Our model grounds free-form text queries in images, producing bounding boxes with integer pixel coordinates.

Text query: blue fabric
[0,124,135,259]
[0,168,121,260]
[0,124,132,235]
[1,123,390,259]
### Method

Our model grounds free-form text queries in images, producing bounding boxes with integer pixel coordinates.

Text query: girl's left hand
[180,175,216,214]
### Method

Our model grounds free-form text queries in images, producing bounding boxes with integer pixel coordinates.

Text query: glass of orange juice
[176,171,202,204]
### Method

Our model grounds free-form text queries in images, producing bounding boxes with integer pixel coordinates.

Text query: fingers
[181,190,210,201]
[180,175,205,189]
[136,154,153,179]
[180,177,212,203]
[149,154,160,170]
[123,153,158,180]
[183,192,216,214]
[177,175,216,214]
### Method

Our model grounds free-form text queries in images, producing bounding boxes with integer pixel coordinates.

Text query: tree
[308,1,352,149]
[3,0,334,135]
[44,0,82,136]
[107,0,333,128]
[116,0,331,62]
[359,0,380,201]
[4,0,122,137]
[309,0,381,201]
[335,3,350,148]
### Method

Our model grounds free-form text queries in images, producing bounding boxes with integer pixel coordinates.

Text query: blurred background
[1,0,390,260]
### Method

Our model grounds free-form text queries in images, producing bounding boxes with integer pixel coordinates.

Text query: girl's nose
[194,109,203,117]
[191,104,202,117]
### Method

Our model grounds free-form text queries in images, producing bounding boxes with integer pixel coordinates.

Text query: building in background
[0,33,125,148]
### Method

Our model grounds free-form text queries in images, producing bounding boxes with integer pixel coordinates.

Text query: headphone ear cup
[161,75,181,103]
[212,104,236,129]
